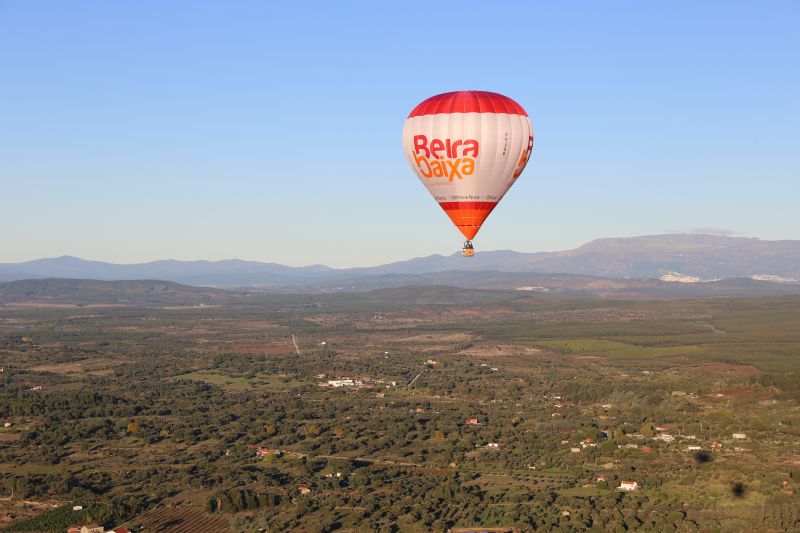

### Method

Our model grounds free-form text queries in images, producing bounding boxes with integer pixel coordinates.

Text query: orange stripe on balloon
[438,201,498,240]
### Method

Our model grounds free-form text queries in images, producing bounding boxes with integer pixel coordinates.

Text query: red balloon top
[407,91,528,118]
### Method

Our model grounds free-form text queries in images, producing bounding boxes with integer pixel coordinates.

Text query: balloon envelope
[402,91,533,240]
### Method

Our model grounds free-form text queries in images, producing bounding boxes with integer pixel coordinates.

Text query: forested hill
[0,279,232,305]
[3,276,800,307]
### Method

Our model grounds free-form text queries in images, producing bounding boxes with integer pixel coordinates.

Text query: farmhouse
[732,433,747,440]
[619,481,639,492]
[654,434,674,443]
[328,378,357,387]
[256,447,282,458]
[246,444,282,458]
[466,418,479,425]
[298,485,312,495]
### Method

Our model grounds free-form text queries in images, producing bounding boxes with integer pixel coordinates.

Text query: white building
[619,481,639,491]
[327,378,363,388]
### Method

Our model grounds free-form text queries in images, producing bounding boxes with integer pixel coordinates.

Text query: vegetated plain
[1,282,799,532]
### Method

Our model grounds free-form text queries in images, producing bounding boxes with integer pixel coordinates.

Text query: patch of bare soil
[30,357,126,375]
[0,433,21,443]
[458,344,542,357]
[163,488,215,507]
[0,498,61,525]
[227,339,295,355]
[396,332,475,343]
[666,363,760,376]
[117,505,233,533]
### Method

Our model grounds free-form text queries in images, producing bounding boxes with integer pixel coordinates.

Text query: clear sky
[1,1,798,267]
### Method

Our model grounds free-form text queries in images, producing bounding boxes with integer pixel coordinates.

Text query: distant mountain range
[1,234,799,291]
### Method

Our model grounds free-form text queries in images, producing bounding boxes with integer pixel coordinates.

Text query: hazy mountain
[344,234,800,279]
[527,234,800,279]
[1,234,799,287]
[0,257,335,285]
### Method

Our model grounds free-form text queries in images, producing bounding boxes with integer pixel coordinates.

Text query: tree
[600,440,617,455]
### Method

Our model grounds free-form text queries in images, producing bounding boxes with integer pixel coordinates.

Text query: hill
[0,279,233,306]
[1,234,799,289]
[2,276,799,309]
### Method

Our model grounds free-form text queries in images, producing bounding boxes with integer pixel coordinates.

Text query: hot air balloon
[402,91,533,256]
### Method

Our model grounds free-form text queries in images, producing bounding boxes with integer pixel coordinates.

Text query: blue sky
[1,1,798,267]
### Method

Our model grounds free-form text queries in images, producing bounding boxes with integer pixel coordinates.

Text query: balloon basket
[462,241,475,257]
